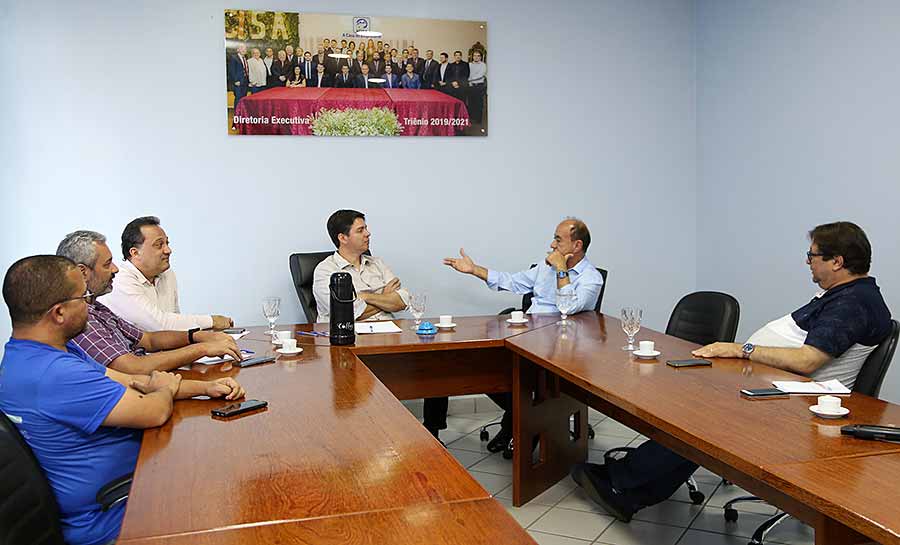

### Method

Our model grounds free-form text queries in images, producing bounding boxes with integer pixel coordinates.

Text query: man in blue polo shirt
[570,221,891,522]
[0,255,246,545]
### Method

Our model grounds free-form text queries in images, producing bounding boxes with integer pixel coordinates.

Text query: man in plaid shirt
[57,231,243,374]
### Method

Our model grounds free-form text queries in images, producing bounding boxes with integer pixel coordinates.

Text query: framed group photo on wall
[225,10,488,136]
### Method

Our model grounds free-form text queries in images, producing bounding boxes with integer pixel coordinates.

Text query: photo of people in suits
[226,10,487,136]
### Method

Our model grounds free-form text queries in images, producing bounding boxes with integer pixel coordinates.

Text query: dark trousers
[467,83,485,123]
[423,397,448,432]
[232,84,248,109]
[424,393,513,434]
[607,440,698,508]
[486,392,513,431]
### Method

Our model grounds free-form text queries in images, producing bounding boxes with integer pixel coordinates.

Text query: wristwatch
[188,327,201,344]
[741,342,755,359]
[557,270,568,279]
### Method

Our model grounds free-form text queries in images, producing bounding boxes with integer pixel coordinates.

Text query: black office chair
[723,318,900,545]
[482,266,609,458]
[289,251,334,323]
[0,411,66,545]
[0,412,133,545]
[604,291,741,505]
[0,411,132,545]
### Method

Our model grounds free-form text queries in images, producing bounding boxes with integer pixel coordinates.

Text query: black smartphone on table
[211,399,268,418]
[223,328,247,335]
[666,359,712,368]
[740,388,789,400]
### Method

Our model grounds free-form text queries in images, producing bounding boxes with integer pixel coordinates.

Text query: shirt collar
[568,256,592,275]
[820,276,875,299]
[120,258,154,286]
[332,251,372,270]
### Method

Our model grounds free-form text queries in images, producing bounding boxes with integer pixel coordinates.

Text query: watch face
[742,343,754,353]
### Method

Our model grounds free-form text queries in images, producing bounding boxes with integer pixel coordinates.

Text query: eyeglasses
[806,251,832,262]
[43,289,95,315]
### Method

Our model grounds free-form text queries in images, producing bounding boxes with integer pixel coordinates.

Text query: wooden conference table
[118,313,900,545]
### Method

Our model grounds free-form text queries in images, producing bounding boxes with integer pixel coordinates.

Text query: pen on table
[297,331,327,337]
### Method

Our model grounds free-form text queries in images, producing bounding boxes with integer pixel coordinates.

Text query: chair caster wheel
[480,429,489,441]
[689,490,705,505]
[588,427,595,439]
[502,448,513,460]
[724,508,739,522]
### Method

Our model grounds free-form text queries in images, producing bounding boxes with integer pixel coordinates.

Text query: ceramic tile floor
[404,397,816,545]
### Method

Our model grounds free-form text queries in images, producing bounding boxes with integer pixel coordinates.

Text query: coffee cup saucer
[632,349,661,359]
[809,405,849,419]
[435,322,456,328]
[276,346,303,355]
[507,318,529,325]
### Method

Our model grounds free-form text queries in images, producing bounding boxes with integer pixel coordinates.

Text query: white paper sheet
[771,379,851,395]
[354,321,403,334]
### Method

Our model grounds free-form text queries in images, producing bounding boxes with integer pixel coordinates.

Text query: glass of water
[621,307,642,350]
[556,289,578,327]
[262,296,281,337]
[409,292,427,329]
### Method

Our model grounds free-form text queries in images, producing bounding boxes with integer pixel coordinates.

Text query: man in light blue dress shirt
[443,218,604,451]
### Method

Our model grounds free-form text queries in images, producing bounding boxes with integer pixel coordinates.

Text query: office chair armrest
[498,307,518,316]
[97,472,133,511]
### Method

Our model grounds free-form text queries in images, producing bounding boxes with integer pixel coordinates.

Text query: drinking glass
[556,289,578,327]
[409,292,427,329]
[262,296,281,338]
[621,307,642,350]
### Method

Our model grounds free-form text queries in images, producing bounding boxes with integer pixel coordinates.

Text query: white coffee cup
[439,315,453,326]
[274,330,292,342]
[638,340,655,353]
[818,395,842,412]
[281,338,298,351]
[511,311,525,322]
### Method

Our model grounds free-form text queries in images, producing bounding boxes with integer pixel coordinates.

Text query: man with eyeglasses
[56,230,243,374]
[570,221,892,523]
[0,255,246,545]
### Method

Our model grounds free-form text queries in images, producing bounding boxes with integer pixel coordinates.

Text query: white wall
[696,0,900,402]
[0,1,698,348]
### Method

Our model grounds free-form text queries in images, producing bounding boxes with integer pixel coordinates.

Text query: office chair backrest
[289,251,333,323]
[520,266,608,313]
[0,411,66,545]
[853,319,900,397]
[666,291,740,346]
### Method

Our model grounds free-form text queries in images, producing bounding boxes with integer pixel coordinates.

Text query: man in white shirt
[313,210,409,324]
[247,48,268,94]
[313,210,457,440]
[99,216,233,332]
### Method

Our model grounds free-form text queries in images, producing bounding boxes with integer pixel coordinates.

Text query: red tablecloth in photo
[315,88,393,111]
[234,87,329,135]
[383,89,470,136]
[233,88,471,136]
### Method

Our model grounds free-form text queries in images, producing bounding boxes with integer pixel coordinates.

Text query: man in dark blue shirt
[570,221,891,523]
[0,255,246,545]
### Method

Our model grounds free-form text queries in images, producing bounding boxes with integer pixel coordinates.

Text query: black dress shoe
[427,427,445,446]
[571,463,636,522]
[486,428,512,453]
